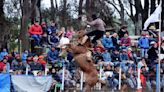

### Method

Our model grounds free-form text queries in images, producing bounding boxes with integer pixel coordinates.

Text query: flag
[11,75,53,92]
[143,3,161,30]
[0,73,10,92]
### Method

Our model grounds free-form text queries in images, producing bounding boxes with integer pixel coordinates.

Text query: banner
[0,73,10,92]
[11,75,52,92]
[143,3,161,30]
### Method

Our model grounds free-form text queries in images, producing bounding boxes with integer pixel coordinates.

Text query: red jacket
[28,23,43,35]
[120,37,131,46]
[0,62,6,71]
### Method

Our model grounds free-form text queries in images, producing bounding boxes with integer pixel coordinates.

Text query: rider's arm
[86,19,97,26]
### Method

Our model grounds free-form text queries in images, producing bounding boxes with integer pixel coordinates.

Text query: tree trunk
[50,0,55,20]
[62,0,67,26]
[20,0,31,51]
[150,0,156,14]
[142,0,149,28]
[78,0,84,16]
[31,0,39,24]
[55,0,58,11]
[118,0,125,25]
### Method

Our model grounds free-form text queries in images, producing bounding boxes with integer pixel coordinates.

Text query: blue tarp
[0,73,10,92]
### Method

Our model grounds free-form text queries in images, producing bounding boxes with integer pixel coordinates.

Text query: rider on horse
[81,14,106,47]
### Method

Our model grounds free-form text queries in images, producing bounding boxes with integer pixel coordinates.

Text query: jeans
[141,48,148,58]
[31,35,41,46]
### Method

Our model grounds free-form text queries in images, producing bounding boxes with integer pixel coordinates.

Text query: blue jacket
[102,37,113,49]
[102,52,111,62]
[120,53,128,61]
[47,50,59,61]
[0,51,8,61]
[21,53,28,61]
[138,37,149,49]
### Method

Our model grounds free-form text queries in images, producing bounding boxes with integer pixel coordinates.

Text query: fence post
[99,64,102,90]
[61,60,65,91]
[156,64,160,92]
[137,64,142,90]
[80,71,84,91]
[118,64,122,90]
[25,65,29,75]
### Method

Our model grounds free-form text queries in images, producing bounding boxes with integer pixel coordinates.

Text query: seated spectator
[147,41,158,66]
[29,56,43,71]
[0,56,8,72]
[93,47,103,64]
[102,49,112,65]
[111,49,121,65]
[28,19,43,47]
[21,50,28,63]
[138,58,148,70]
[0,48,8,61]
[118,25,128,39]
[47,46,59,64]
[65,26,75,40]
[138,31,149,58]
[101,32,114,51]
[94,40,105,53]
[127,48,137,63]
[41,22,48,34]
[47,21,57,35]
[26,55,33,63]
[120,49,128,62]
[11,54,21,70]
[111,33,119,50]
[120,33,131,49]
[48,32,59,46]
[38,55,46,67]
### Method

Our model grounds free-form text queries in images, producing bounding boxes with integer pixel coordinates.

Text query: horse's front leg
[84,84,91,92]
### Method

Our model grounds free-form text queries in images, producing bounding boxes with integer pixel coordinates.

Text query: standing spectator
[147,41,158,66]
[47,46,59,64]
[28,19,43,47]
[21,50,28,63]
[111,33,119,50]
[0,48,8,61]
[102,32,114,51]
[118,25,128,39]
[138,31,149,58]
[120,33,131,49]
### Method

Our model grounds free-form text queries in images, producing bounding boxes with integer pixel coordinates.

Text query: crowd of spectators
[0,19,164,91]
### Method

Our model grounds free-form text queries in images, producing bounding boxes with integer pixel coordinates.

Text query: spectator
[120,33,131,49]
[0,56,8,72]
[11,54,21,70]
[102,32,114,51]
[118,25,128,39]
[127,48,137,63]
[21,50,28,63]
[161,41,164,54]
[111,33,119,50]
[0,48,8,61]
[138,31,149,58]
[47,21,57,35]
[66,26,75,40]
[28,19,43,47]
[38,55,46,67]
[102,49,112,65]
[111,49,121,65]
[147,41,158,66]
[47,46,59,64]
[29,56,43,71]
[41,22,48,34]
[48,32,59,46]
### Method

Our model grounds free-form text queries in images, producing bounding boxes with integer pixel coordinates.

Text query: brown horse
[65,43,98,92]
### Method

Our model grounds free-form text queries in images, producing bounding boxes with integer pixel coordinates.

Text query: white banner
[143,3,161,30]
[11,75,53,92]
